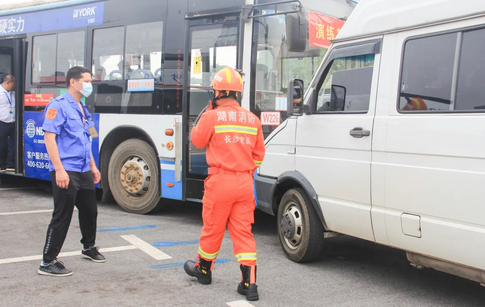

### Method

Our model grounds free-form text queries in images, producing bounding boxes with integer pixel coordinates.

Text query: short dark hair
[66,66,92,88]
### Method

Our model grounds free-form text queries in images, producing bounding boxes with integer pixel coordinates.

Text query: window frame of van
[397,25,485,114]
[311,39,381,115]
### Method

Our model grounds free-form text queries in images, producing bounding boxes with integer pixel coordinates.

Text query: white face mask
[75,81,93,97]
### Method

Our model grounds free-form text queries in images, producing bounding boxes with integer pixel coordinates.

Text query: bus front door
[0,37,27,175]
[183,15,240,201]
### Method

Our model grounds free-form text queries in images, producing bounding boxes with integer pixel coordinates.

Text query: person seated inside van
[401,97,428,111]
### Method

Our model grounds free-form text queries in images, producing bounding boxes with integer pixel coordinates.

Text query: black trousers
[0,121,15,169]
[42,171,98,263]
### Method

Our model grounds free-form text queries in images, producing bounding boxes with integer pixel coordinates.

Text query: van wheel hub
[280,204,303,249]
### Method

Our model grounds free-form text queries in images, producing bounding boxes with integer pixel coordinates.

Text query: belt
[208,167,252,175]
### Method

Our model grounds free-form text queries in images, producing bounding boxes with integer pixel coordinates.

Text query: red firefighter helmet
[211,67,243,93]
[402,97,428,111]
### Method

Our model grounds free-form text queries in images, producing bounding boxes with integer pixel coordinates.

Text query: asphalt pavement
[0,174,484,307]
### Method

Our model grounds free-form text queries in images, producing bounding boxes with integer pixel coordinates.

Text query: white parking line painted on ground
[121,234,172,260]
[0,245,137,264]
[0,187,39,191]
[0,208,78,216]
[226,300,256,307]
[0,209,53,216]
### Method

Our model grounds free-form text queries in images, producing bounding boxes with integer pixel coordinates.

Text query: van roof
[335,0,485,42]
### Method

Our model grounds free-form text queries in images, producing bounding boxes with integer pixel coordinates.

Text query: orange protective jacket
[191,100,265,171]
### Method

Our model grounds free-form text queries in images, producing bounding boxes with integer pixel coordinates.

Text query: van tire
[108,139,162,214]
[277,188,323,262]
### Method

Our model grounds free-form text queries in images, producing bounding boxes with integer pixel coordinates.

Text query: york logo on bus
[73,7,96,18]
[25,119,44,138]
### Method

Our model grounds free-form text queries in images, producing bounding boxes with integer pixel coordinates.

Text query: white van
[255,0,485,285]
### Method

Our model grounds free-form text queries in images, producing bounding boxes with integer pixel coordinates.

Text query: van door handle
[349,127,370,138]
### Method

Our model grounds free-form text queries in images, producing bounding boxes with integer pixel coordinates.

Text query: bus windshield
[252,0,355,137]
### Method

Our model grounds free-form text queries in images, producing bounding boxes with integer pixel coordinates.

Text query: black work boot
[184,258,212,285]
[237,265,259,301]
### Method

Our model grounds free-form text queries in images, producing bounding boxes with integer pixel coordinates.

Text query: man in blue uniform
[38,66,105,277]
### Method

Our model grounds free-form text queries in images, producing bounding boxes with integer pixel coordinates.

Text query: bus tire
[277,188,323,262]
[108,139,161,214]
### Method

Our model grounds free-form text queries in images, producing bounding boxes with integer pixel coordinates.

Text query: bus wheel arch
[100,126,162,214]
[273,172,325,262]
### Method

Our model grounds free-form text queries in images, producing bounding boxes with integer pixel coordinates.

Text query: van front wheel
[277,188,323,262]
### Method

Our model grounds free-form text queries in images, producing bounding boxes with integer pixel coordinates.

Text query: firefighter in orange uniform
[184,67,265,301]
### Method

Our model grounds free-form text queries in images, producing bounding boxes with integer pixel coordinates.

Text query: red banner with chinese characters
[308,11,345,49]
[24,94,54,107]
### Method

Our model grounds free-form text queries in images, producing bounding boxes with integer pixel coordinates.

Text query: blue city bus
[0,0,355,213]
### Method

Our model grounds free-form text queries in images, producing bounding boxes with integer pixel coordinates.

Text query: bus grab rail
[241,0,303,21]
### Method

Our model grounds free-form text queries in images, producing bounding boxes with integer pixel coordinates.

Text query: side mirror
[330,85,346,111]
[287,79,304,116]
[286,11,307,52]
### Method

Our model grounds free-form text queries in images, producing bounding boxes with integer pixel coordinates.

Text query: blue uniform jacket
[42,92,93,173]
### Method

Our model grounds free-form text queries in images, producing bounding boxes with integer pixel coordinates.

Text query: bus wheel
[277,188,323,262]
[108,139,161,214]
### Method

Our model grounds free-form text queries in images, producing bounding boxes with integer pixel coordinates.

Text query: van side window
[400,33,456,111]
[400,28,485,112]
[316,54,374,113]
[455,29,485,111]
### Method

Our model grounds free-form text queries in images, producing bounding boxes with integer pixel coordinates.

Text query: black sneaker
[82,246,106,263]
[38,260,73,277]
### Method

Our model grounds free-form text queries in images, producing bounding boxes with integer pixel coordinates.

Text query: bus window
[92,27,124,81]
[0,52,12,84]
[252,11,326,137]
[187,19,238,176]
[32,34,56,83]
[190,27,237,88]
[125,22,163,81]
[56,31,85,83]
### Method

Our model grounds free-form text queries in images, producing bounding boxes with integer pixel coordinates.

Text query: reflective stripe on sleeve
[254,160,262,166]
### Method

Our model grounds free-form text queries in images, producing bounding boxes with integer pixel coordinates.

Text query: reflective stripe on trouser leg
[236,253,257,263]
[198,247,218,261]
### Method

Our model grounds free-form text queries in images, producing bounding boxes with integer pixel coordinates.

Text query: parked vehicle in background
[0,0,356,213]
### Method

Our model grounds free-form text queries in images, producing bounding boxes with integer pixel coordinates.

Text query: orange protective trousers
[197,168,257,266]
